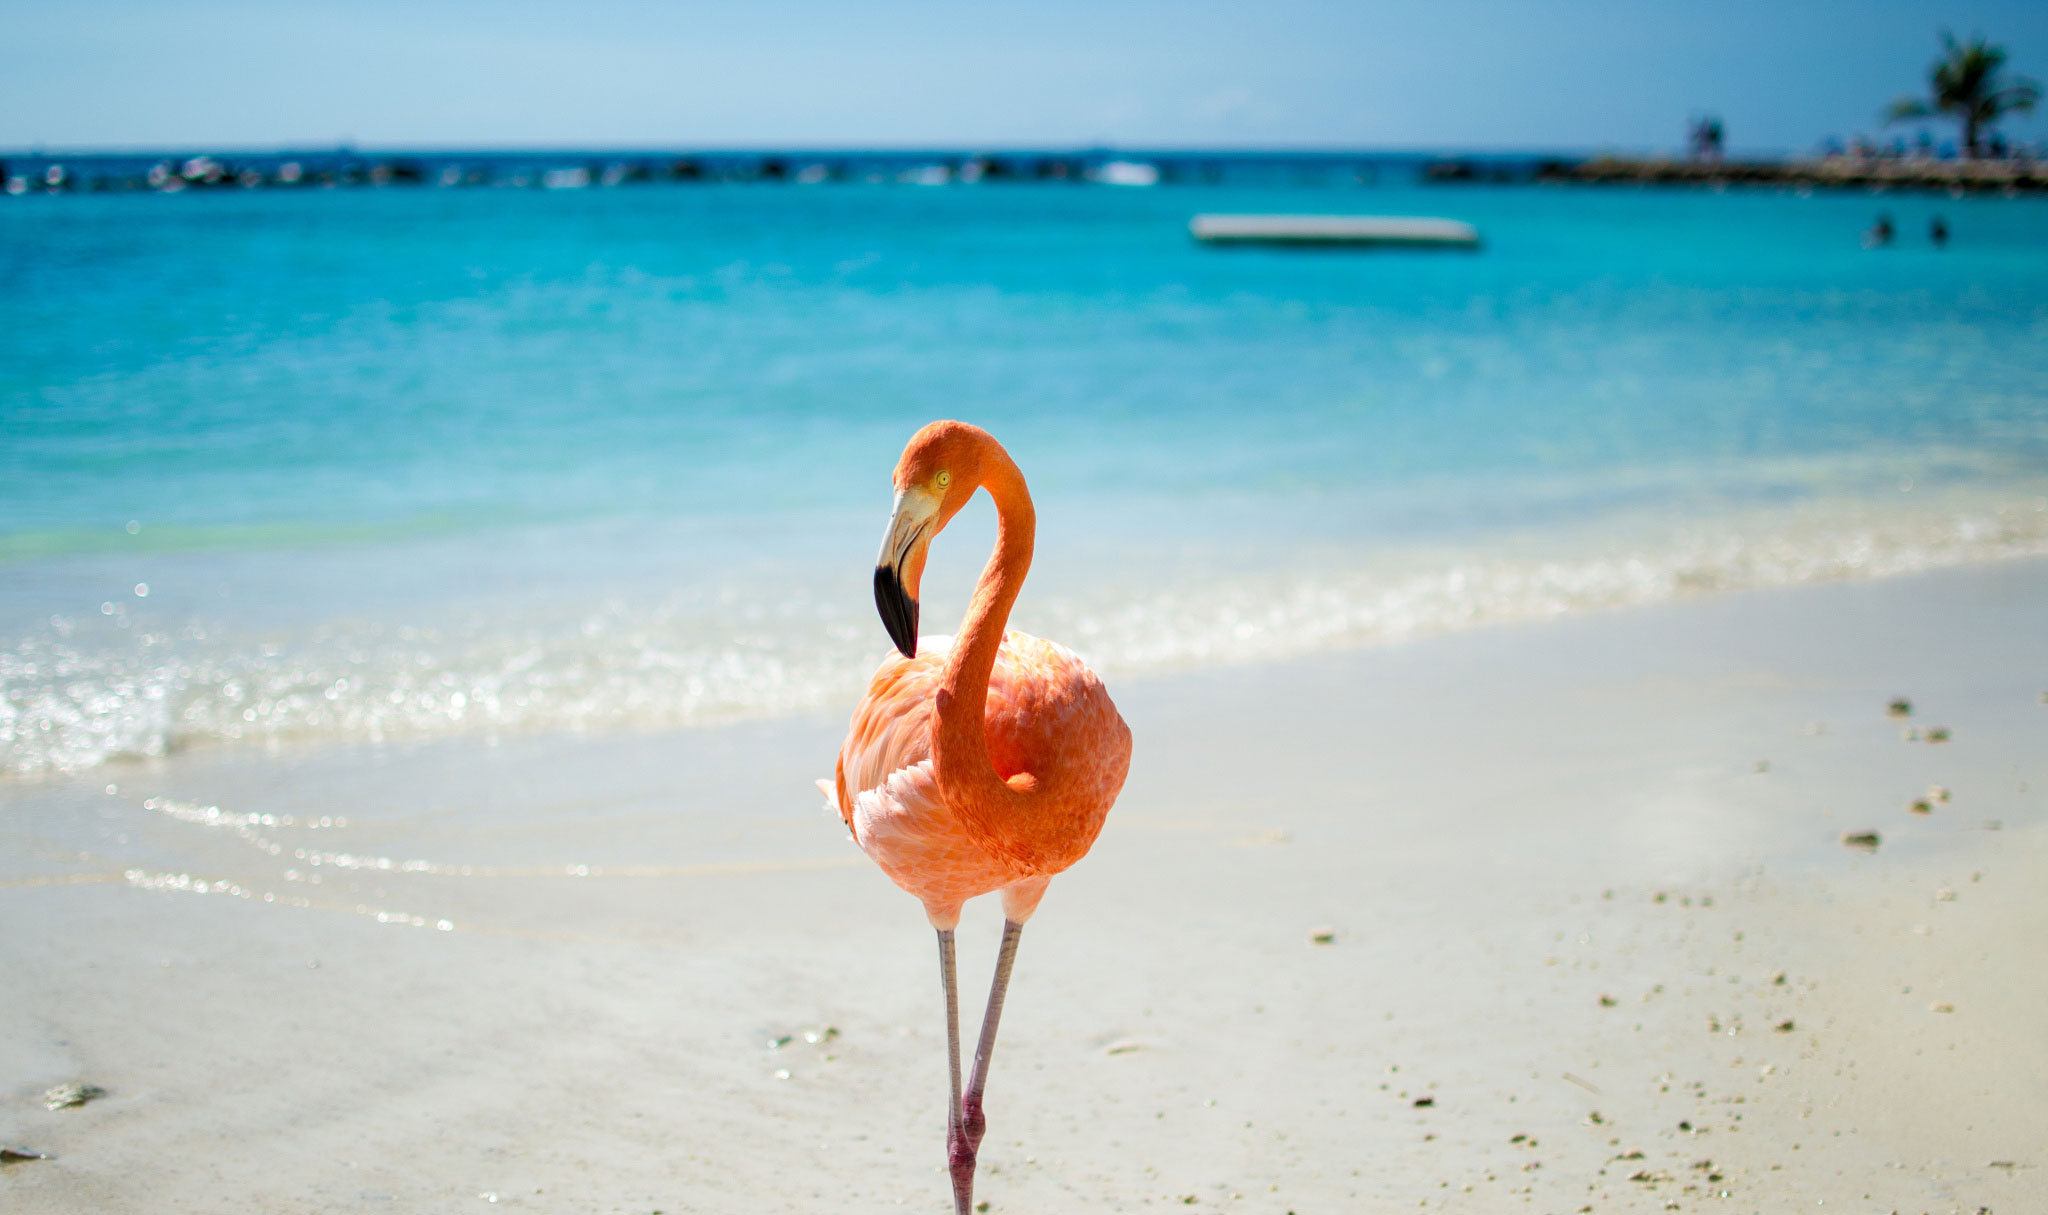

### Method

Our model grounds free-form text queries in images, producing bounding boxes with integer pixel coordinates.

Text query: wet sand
[3,559,2045,1213]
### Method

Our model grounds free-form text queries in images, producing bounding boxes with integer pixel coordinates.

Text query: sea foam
[6,492,2043,776]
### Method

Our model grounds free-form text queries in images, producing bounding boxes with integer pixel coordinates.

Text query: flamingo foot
[947,1125,978,1214]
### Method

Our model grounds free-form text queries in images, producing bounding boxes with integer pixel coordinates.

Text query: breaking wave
[5,492,2046,776]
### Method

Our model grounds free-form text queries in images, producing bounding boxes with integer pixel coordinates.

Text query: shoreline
[4,558,2045,1211]
[8,486,2048,781]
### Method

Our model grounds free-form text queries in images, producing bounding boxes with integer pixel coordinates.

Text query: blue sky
[4,1,2044,152]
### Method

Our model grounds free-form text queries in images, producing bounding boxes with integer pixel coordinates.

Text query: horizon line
[2,139,1808,161]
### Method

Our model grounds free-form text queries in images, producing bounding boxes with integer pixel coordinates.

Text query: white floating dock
[1190,214,1481,249]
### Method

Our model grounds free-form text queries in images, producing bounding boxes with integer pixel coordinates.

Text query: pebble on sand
[1909,798,1933,815]
[1930,1001,1955,1013]
[1840,831,1881,852]
[1308,926,1336,944]
[42,1084,106,1110]
[1,1147,50,1165]
[1886,698,1913,718]
[1923,726,1951,743]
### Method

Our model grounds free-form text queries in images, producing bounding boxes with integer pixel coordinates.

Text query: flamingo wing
[830,640,947,838]
[825,631,1129,922]
[979,631,1127,795]
[828,631,1128,838]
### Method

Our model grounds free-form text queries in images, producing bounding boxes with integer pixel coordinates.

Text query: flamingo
[821,421,1132,1214]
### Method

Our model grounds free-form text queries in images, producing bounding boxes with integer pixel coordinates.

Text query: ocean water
[4,177,2047,775]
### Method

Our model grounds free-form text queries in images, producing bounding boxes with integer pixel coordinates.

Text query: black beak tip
[874,565,920,659]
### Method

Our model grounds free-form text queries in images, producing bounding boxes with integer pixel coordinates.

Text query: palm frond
[1989,77,2041,115]
[1884,97,1934,123]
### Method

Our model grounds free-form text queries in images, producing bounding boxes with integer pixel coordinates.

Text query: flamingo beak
[875,487,939,658]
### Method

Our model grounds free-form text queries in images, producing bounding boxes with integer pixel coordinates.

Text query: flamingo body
[829,629,1130,928]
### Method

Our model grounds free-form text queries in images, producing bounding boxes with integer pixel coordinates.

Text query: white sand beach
[3,559,2045,1213]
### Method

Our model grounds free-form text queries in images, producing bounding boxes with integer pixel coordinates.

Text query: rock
[42,1083,105,1110]
[1840,831,1881,852]
[1,1147,50,1165]
[1886,697,1912,718]
[1909,799,1933,815]
[1924,726,1951,743]
[1308,926,1335,945]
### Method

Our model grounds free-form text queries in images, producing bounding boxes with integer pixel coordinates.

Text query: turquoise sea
[5,172,2047,775]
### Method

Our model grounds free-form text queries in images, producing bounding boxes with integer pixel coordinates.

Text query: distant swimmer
[1930,216,1949,247]
[1862,213,1895,248]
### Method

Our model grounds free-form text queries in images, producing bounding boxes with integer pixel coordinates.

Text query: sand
[3,559,2045,1213]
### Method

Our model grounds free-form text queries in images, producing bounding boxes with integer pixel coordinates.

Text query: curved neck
[932,445,1042,864]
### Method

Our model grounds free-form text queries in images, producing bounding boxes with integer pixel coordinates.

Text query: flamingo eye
[935,470,951,488]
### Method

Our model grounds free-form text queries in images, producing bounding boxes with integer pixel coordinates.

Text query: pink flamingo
[822,421,1132,1214]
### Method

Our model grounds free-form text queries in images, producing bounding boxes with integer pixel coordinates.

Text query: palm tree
[1886,32,2040,158]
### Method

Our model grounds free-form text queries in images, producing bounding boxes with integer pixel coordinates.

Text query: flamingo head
[875,421,989,658]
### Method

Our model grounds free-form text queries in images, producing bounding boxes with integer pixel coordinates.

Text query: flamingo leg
[961,920,1024,1165]
[938,928,973,1215]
